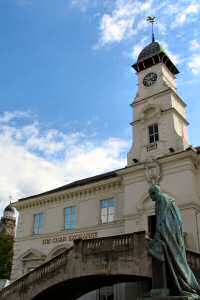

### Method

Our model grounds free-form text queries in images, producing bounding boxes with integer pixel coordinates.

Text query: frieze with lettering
[42,232,98,245]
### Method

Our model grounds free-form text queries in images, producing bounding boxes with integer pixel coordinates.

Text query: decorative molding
[14,178,122,211]
[144,158,161,185]
[19,248,46,261]
[161,107,189,125]
[46,245,70,261]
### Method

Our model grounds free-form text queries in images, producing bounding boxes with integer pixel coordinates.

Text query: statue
[148,185,200,297]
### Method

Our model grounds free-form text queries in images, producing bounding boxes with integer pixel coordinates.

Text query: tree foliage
[0,231,13,279]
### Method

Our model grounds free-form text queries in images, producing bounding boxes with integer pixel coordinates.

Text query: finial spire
[147,16,156,42]
[9,195,13,204]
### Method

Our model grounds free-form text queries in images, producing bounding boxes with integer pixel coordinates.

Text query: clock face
[143,72,157,87]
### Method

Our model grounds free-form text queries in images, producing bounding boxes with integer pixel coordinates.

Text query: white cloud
[130,38,147,60]
[172,2,200,27]
[93,0,200,48]
[190,39,200,51]
[17,0,32,6]
[97,0,153,47]
[71,0,200,80]
[71,0,91,12]
[0,110,31,123]
[0,111,128,214]
[188,54,200,74]
[159,41,182,65]
[188,39,200,74]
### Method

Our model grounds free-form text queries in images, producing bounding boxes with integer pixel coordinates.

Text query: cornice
[161,107,189,125]
[131,87,171,107]
[123,202,200,221]
[119,149,199,183]
[131,86,186,108]
[14,177,122,211]
[158,148,198,168]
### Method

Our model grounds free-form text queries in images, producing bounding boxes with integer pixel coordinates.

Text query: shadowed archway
[33,274,151,300]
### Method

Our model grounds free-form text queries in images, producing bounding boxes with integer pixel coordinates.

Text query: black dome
[137,41,162,62]
[4,204,15,213]
[132,40,179,75]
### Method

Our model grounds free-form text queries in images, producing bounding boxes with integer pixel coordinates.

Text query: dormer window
[148,123,159,144]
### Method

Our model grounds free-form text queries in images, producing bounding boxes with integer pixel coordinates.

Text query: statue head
[149,184,161,201]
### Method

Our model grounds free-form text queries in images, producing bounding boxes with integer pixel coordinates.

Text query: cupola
[4,204,15,219]
[132,41,179,75]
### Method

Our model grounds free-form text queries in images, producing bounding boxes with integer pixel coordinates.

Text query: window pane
[108,214,114,223]
[33,213,44,234]
[148,124,159,144]
[101,200,108,208]
[109,199,115,207]
[154,124,158,133]
[149,125,154,135]
[108,207,115,223]
[65,207,70,216]
[101,214,108,224]
[71,206,76,215]
[38,214,44,233]
[100,199,116,223]
[65,206,76,229]
[101,207,107,216]
[71,211,76,227]
[155,133,159,141]
[108,206,115,214]
[149,135,155,144]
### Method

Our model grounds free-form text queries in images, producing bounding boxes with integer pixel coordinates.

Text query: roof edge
[18,168,125,202]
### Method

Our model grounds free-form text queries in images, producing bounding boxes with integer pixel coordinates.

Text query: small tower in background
[0,204,16,238]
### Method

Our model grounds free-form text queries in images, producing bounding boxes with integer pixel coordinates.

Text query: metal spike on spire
[9,195,13,204]
[147,16,156,42]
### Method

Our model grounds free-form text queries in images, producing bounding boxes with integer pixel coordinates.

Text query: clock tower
[127,40,189,165]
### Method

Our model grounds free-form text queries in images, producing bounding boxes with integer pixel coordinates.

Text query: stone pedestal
[150,258,169,297]
[143,258,200,300]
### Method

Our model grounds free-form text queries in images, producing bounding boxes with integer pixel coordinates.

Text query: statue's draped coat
[149,185,200,296]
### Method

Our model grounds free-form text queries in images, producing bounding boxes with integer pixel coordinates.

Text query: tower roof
[132,41,179,75]
[4,204,15,214]
[137,41,162,62]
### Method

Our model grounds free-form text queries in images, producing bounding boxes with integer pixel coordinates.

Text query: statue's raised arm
[148,184,200,298]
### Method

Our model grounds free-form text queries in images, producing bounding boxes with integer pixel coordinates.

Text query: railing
[146,143,157,152]
[0,232,144,299]
[84,233,136,254]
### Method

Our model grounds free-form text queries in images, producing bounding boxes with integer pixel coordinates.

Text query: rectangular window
[33,213,44,234]
[148,123,159,144]
[65,206,76,230]
[100,198,116,224]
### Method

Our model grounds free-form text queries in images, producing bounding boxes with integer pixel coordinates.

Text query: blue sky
[0,0,200,212]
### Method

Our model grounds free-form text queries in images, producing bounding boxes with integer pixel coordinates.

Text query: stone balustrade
[0,232,199,300]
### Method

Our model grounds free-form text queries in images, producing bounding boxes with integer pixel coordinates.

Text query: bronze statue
[149,185,200,297]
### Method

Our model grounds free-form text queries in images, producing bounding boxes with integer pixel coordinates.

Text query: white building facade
[11,40,200,299]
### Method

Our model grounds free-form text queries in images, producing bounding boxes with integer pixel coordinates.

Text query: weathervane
[147,16,156,42]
